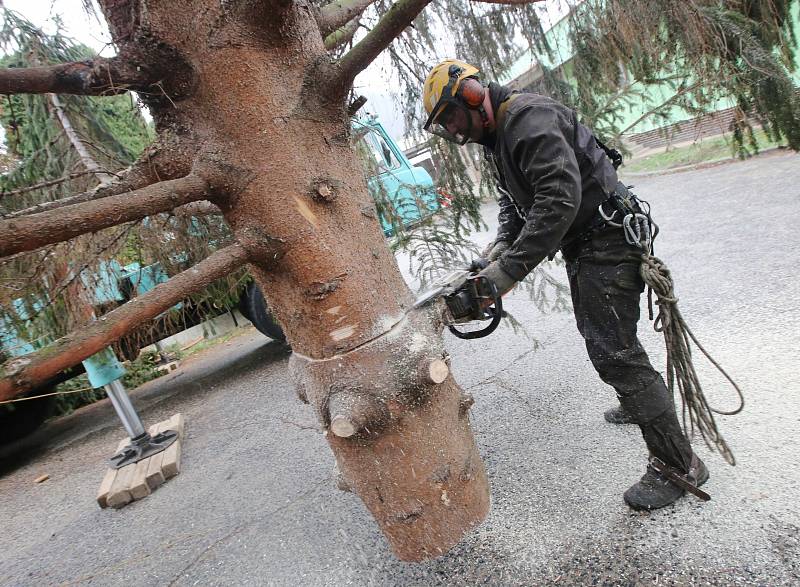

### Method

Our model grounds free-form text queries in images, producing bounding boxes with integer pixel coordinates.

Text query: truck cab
[353,117,440,235]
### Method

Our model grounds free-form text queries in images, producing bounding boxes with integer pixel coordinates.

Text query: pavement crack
[166,480,327,586]
[278,416,321,432]
[465,348,535,391]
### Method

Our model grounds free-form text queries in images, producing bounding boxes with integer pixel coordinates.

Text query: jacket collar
[477,83,515,148]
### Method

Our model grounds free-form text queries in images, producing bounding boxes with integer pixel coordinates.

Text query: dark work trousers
[563,224,694,472]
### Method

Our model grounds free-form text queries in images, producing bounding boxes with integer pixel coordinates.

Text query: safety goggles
[424,100,473,145]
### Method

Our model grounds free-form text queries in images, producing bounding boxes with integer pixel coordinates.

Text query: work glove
[482,239,511,261]
[469,240,510,273]
[477,261,517,299]
[468,257,490,272]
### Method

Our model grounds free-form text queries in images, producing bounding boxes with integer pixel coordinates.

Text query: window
[364,130,401,173]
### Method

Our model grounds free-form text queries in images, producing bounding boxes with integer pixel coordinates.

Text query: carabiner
[623,213,652,251]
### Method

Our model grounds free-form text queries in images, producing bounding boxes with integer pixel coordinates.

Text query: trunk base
[290,308,489,561]
[330,379,489,561]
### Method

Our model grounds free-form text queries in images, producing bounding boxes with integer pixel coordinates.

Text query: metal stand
[105,379,177,469]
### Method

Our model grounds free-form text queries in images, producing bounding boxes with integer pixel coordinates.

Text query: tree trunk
[89,0,490,560]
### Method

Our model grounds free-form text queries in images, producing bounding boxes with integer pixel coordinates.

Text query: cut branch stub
[289,307,489,560]
[328,391,389,437]
[421,358,449,384]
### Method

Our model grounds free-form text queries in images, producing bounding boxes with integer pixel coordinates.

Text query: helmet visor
[424,101,473,145]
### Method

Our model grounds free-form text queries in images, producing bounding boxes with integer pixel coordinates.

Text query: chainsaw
[412,269,504,339]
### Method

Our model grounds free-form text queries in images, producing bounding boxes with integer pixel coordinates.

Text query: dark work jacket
[485,84,618,281]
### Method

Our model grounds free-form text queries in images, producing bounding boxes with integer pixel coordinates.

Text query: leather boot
[604,404,637,425]
[624,453,709,510]
[619,377,710,510]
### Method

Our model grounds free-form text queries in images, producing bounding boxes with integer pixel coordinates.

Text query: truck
[0,117,441,443]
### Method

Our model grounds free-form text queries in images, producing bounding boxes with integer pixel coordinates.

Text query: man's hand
[468,257,490,272]
[469,240,511,273]
[480,239,510,261]
[477,261,517,300]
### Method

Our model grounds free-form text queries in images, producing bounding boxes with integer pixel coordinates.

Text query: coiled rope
[639,253,744,465]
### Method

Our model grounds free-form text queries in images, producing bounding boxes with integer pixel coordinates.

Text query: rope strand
[640,253,744,465]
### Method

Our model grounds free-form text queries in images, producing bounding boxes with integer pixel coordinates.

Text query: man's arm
[494,184,524,246]
[478,148,524,263]
[494,105,582,283]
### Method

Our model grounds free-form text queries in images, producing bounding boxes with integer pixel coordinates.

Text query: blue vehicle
[0,118,442,441]
[353,117,440,235]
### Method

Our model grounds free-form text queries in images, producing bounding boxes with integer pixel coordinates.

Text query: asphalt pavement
[1,151,799,586]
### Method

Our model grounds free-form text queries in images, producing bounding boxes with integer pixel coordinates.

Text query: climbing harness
[604,183,745,465]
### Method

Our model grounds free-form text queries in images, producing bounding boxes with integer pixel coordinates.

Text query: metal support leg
[104,379,146,440]
[105,379,177,469]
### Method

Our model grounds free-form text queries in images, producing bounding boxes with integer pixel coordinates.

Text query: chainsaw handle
[448,276,504,339]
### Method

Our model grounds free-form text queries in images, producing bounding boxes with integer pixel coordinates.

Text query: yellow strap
[495,93,521,127]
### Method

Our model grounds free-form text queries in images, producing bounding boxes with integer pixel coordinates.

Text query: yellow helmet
[422,59,481,140]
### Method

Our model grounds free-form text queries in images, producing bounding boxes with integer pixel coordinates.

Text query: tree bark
[0,243,250,401]
[0,175,209,258]
[0,58,147,95]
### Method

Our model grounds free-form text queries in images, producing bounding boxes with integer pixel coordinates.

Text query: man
[421,59,708,510]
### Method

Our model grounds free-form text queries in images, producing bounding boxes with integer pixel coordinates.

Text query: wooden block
[97,437,129,508]
[106,463,135,508]
[145,421,168,490]
[129,459,152,500]
[96,469,117,508]
[162,414,184,479]
[169,413,185,437]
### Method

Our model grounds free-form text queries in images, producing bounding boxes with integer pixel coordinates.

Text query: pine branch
[318,0,377,37]
[0,57,152,96]
[325,17,361,51]
[0,175,209,258]
[0,242,250,401]
[333,0,434,89]
[49,94,116,185]
[333,0,545,88]
[3,143,172,219]
[0,170,108,199]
